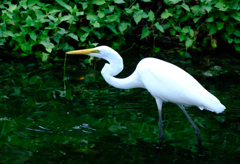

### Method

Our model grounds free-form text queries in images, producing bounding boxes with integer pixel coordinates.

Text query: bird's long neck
[101,57,143,89]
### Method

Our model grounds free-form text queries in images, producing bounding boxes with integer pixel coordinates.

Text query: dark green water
[0,54,239,164]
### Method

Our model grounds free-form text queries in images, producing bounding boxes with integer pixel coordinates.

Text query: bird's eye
[92,49,100,53]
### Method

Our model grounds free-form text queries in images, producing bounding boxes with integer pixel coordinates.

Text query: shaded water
[0,52,239,164]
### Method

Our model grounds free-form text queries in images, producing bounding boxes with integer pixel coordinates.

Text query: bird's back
[135,58,225,113]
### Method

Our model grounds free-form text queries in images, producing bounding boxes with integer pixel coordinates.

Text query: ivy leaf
[221,13,228,21]
[80,33,89,42]
[29,31,37,41]
[193,17,200,23]
[56,0,73,13]
[40,38,55,53]
[125,8,132,14]
[203,5,212,13]
[234,44,240,51]
[80,27,91,33]
[92,0,106,5]
[48,15,58,22]
[60,42,73,51]
[140,27,151,40]
[72,5,79,13]
[60,15,73,22]
[148,10,155,21]
[170,29,176,35]
[24,42,33,52]
[209,25,218,35]
[67,33,79,41]
[215,2,228,11]
[216,22,224,30]
[98,11,105,18]
[54,33,61,43]
[154,22,164,33]
[86,13,97,21]
[191,5,202,15]
[181,26,189,33]
[105,13,119,22]
[81,2,88,10]
[41,52,49,62]
[234,38,240,44]
[76,11,84,16]
[232,1,239,9]
[20,0,27,10]
[49,9,62,15]
[174,26,181,32]
[234,30,240,37]
[179,14,190,22]
[231,14,240,21]
[179,33,185,42]
[189,28,194,37]
[161,9,173,19]
[176,9,182,15]
[91,21,100,28]
[206,17,214,22]
[119,22,128,33]
[133,11,142,24]
[8,4,17,13]
[35,9,44,19]
[29,76,37,85]
[185,37,193,49]
[133,10,147,24]
[165,0,182,4]
[141,11,148,18]
[181,3,190,12]
[109,5,114,12]
[114,0,125,4]
[2,31,15,37]
[107,24,118,34]
[57,28,68,35]
[227,38,234,44]
[26,15,33,26]
[28,0,37,8]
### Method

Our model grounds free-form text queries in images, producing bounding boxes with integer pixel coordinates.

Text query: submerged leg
[178,105,203,156]
[155,98,163,149]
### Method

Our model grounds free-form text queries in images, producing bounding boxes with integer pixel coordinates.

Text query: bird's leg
[155,99,164,149]
[179,105,203,156]
[157,108,164,149]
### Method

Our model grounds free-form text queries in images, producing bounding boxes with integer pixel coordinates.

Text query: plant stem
[63,53,67,90]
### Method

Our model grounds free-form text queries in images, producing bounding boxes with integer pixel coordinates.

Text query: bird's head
[67,45,124,76]
[66,46,121,62]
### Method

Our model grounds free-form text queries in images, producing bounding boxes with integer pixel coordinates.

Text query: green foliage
[156,0,240,52]
[0,0,151,59]
[1,0,240,60]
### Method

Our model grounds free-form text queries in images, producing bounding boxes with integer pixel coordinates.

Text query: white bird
[67,46,225,156]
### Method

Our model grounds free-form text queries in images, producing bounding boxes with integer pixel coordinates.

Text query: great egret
[67,46,225,156]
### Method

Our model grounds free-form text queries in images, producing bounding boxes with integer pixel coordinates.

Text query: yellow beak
[66,48,98,55]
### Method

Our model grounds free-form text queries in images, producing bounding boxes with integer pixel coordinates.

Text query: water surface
[0,52,239,163]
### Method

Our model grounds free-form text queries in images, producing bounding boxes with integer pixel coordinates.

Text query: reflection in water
[26,126,52,133]
[73,123,96,133]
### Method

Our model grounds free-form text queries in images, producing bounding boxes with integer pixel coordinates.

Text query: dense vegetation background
[1,0,240,59]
